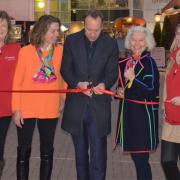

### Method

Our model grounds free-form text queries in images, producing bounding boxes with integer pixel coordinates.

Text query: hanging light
[154,0,161,22]
[127,17,133,23]
[37,1,45,9]
[154,12,161,22]
[72,9,76,14]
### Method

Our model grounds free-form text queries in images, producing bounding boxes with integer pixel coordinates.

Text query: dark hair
[0,10,13,43]
[30,15,61,48]
[85,9,104,22]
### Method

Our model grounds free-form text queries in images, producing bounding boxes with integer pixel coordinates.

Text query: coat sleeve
[102,40,119,89]
[60,37,79,88]
[12,47,26,112]
[129,57,159,98]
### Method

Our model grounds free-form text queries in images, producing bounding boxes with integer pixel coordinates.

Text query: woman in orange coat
[0,10,21,178]
[12,15,65,180]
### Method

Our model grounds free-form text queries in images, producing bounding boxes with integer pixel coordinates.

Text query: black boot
[40,148,54,180]
[16,147,31,180]
[0,159,5,179]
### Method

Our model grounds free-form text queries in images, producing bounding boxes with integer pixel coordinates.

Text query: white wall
[0,0,34,21]
[143,0,169,31]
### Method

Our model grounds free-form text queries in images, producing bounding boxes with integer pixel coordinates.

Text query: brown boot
[0,160,5,179]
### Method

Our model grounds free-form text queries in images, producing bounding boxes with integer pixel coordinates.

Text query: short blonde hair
[170,23,180,52]
[125,26,155,51]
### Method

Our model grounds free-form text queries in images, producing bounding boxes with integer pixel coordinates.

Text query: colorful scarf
[33,46,57,83]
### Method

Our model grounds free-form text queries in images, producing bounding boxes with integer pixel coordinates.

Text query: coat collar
[78,29,104,67]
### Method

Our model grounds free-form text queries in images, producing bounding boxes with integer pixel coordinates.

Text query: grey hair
[125,26,156,51]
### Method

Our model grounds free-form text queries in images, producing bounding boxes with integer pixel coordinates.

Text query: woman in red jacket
[0,10,21,178]
[161,24,180,180]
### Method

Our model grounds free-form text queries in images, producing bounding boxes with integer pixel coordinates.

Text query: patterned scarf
[33,46,57,83]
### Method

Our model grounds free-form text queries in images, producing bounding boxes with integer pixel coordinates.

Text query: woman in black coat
[117,26,159,180]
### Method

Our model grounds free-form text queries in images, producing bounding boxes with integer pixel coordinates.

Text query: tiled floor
[1,73,166,180]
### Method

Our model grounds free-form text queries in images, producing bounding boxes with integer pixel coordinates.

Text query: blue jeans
[72,107,107,180]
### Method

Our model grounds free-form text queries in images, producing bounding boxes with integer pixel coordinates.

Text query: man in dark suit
[60,9,119,180]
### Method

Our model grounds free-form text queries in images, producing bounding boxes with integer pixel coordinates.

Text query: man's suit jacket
[60,30,119,137]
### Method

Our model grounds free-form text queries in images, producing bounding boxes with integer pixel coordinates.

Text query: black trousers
[131,153,152,180]
[161,140,180,180]
[16,118,58,153]
[0,116,11,160]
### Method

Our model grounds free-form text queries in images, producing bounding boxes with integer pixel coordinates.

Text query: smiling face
[130,31,147,55]
[84,16,102,42]
[43,22,60,48]
[0,18,8,43]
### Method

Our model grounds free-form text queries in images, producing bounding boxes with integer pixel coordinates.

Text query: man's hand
[93,83,105,95]
[77,81,93,97]
[117,87,124,98]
